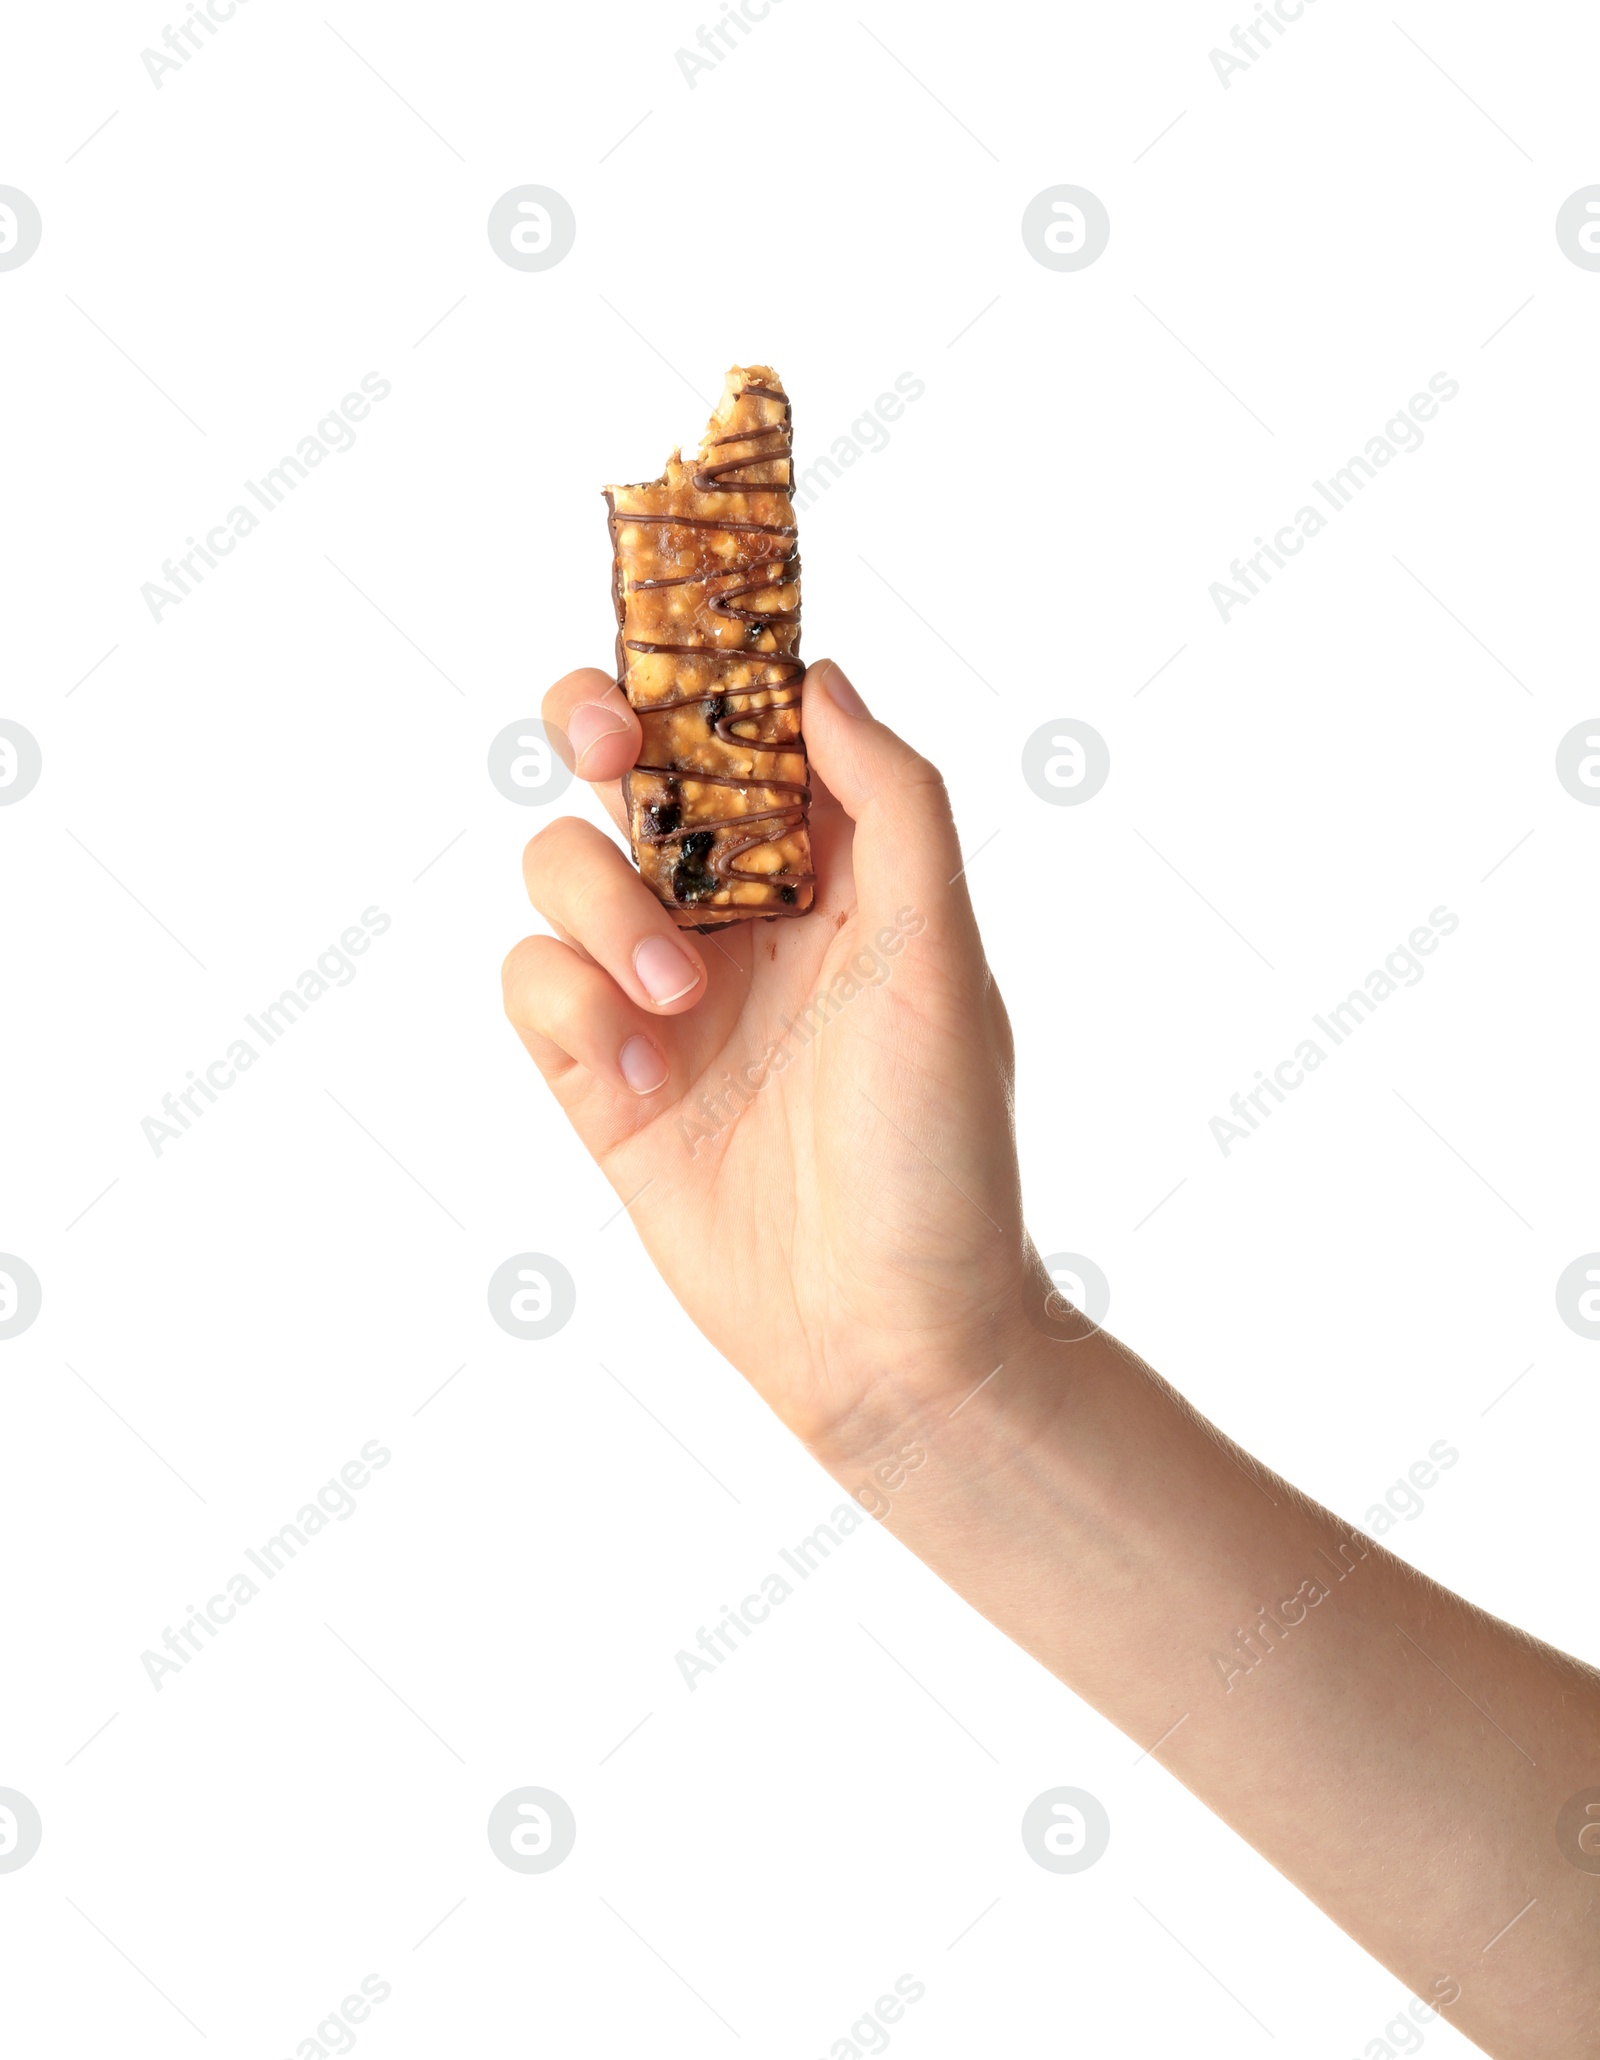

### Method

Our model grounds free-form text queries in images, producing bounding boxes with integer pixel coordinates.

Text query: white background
[3,0,1598,2052]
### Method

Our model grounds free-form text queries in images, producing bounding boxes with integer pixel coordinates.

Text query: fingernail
[633,935,702,1005]
[814,659,868,718]
[618,1034,668,1095]
[567,700,631,768]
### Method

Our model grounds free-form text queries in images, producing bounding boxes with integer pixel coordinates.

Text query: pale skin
[503,657,1600,2057]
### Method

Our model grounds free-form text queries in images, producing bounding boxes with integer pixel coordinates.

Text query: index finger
[543,666,642,790]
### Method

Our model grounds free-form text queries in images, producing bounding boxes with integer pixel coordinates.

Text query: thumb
[801,658,980,948]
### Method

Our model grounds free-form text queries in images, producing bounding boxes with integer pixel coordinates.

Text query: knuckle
[899,753,951,813]
[500,935,543,1002]
[521,812,588,883]
[502,933,575,1012]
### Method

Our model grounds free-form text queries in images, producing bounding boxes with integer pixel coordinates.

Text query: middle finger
[523,815,708,1014]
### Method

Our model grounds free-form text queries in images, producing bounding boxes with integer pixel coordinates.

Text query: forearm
[811,1327,1600,2058]
[511,645,1596,2049]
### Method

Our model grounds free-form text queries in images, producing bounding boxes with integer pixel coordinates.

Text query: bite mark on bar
[603,364,815,930]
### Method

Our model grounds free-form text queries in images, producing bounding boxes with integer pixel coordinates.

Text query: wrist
[803,1284,1101,1520]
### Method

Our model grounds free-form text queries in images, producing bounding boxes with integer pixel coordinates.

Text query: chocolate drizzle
[604,371,815,924]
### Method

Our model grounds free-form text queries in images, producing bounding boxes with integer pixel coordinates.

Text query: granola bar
[603,365,814,930]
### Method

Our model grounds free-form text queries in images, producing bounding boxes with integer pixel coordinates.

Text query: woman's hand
[501,657,1042,1449]
[502,659,1600,2059]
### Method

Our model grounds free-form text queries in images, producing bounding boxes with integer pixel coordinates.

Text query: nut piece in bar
[603,365,814,930]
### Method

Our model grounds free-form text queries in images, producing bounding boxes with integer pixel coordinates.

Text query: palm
[542,797,1027,1439]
